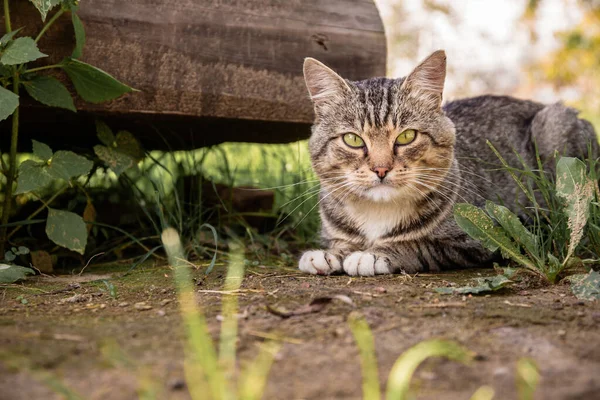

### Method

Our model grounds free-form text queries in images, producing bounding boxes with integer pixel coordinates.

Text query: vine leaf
[28,0,62,21]
[0,86,19,121]
[32,139,53,161]
[0,37,47,65]
[15,159,54,194]
[46,208,88,254]
[61,58,136,103]
[47,150,93,181]
[71,12,86,59]
[23,75,76,112]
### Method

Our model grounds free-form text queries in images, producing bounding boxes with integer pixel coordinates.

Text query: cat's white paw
[343,252,392,276]
[299,250,342,275]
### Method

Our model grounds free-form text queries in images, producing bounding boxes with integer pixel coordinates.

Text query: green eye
[342,133,365,148]
[396,129,417,145]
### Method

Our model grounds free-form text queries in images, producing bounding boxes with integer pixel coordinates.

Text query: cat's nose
[372,167,390,179]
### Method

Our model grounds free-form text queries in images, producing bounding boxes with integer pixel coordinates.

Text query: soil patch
[1,265,599,399]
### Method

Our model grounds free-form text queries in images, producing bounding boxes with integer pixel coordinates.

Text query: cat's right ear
[401,50,447,110]
[303,58,351,108]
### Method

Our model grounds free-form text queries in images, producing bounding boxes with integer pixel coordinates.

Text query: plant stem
[0,71,19,256]
[23,64,62,74]
[7,185,68,240]
[34,8,65,43]
[3,0,11,33]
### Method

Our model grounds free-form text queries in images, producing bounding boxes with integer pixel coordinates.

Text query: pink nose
[373,167,389,179]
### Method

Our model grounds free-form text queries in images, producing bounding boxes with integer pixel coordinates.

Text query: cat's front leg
[299,241,356,275]
[342,245,423,276]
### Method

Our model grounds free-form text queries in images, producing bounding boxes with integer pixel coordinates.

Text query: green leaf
[28,0,62,21]
[115,131,144,161]
[546,253,562,284]
[485,201,539,260]
[0,28,23,47]
[61,58,135,103]
[94,145,136,176]
[23,75,76,112]
[32,139,53,161]
[0,37,47,65]
[0,86,19,121]
[47,151,93,181]
[15,159,54,194]
[556,157,594,262]
[96,120,116,146]
[46,208,87,254]
[0,264,35,283]
[435,275,512,295]
[71,13,85,59]
[453,203,537,271]
[570,270,600,301]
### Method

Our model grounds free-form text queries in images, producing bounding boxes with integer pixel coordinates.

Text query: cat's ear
[303,58,351,107]
[401,50,446,109]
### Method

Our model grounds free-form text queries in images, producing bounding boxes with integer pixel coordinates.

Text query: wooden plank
[2,0,386,147]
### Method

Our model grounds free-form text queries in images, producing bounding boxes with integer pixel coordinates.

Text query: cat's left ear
[401,50,446,109]
[303,58,351,108]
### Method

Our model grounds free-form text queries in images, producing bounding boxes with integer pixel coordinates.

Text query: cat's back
[443,95,544,166]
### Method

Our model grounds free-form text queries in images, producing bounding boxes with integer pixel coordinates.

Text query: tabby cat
[299,50,598,276]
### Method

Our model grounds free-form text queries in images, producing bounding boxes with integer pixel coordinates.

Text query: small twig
[503,300,532,308]
[409,302,466,309]
[245,330,304,345]
[78,252,105,276]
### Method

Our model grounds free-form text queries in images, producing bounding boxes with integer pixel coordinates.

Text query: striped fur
[299,51,599,276]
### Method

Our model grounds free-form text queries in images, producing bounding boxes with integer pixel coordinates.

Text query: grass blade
[348,313,381,400]
[385,340,473,400]
[239,341,282,400]
[162,227,225,400]
[516,358,539,400]
[218,245,245,400]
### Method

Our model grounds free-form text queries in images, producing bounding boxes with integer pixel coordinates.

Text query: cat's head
[303,50,456,203]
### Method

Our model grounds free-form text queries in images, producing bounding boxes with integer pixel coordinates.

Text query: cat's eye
[342,133,365,148]
[396,129,417,145]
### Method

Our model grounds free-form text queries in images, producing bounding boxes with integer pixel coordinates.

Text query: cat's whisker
[293,182,357,228]
[411,173,485,200]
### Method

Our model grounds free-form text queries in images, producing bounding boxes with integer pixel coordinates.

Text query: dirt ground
[1,262,599,400]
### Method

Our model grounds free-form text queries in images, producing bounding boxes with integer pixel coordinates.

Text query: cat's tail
[531,102,599,163]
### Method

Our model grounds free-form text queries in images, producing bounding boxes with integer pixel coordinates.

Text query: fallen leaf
[569,270,600,301]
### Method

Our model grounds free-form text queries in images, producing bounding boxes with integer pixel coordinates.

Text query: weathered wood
[2,0,386,148]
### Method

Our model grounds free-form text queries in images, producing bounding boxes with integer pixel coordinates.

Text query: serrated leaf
[96,120,116,146]
[556,157,594,262]
[94,145,136,176]
[0,85,19,121]
[570,270,600,301]
[23,75,76,112]
[71,12,85,59]
[435,275,512,294]
[47,150,93,181]
[0,264,35,283]
[116,131,144,161]
[32,139,53,161]
[28,0,62,21]
[0,37,47,65]
[453,203,537,271]
[485,201,539,260]
[15,159,54,194]
[0,28,23,47]
[45,208,87,254]
[61,58,134,103]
